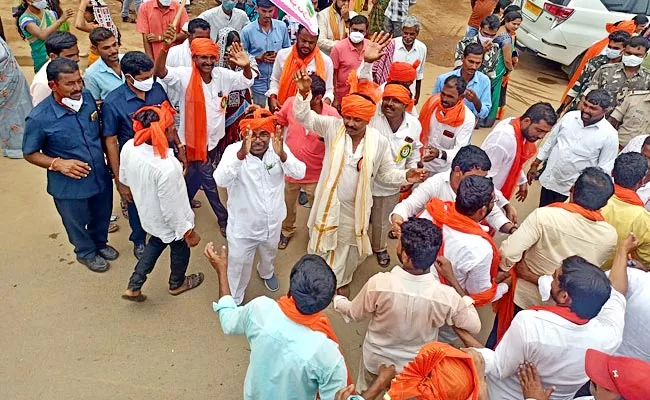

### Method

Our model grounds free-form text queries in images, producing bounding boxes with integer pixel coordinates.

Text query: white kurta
[481,117,529,192]
[266,47,335,102]
[423,105,475,175]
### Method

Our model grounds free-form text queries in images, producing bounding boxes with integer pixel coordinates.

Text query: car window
[600,0,650,14]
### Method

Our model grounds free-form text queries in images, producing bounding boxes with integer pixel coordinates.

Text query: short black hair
[643,135,650,149]
[481,14,500,31]
[464,42,484,57]
[444,75,467,95]
[297,24,318,36]
[451,145,492,173]
[256,0,275,8]
[633,14,649,25]
[311,75,326,98]
[573,167,614,210]
[188,18,210,34]
[502,10,522,25]
[522,102,557,125]
[626,35,650,52]
[400,219,442,270]
[288,255,337,315]
[455,175,494,216]
[609,30,631,43]
[612,152,648,189]
[502,5,521,15]
[133,108,160,128]
[349,14,369,28]
[89,27,115,46]
[226,30,241,47]
[46,57,80,82]
[45,32,78,56]
[585,89,613,109]
[121,51,154,77]
[559,256,611,319]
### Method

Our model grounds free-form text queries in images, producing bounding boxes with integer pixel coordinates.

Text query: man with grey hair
[384,0,416,37]
[392,15,426,105]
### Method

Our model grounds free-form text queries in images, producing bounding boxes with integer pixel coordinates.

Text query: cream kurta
[293,92,408,287]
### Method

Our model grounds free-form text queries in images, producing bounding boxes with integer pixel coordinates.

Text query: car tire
[563,50,587,78]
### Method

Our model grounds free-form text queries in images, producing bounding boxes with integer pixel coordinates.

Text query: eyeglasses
[247,132,271,140]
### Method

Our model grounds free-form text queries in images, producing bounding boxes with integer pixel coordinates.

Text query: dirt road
[1,1,567,398]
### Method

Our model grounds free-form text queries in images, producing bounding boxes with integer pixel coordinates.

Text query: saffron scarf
[424,198,500,307]
[132,101,177,159]
[547,202,605,221]
[277,296,353,384]
[614,184,644,207]
[500,118,537,199]
[528,305,589,325]
[328,5,347,41]
[277,44,326,104]
[419,94,465,149]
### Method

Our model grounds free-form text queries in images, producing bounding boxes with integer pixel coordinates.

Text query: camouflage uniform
[610,90,650,146]
[454,36,500,79]
[586,62,650,114]
[567,54,609,111]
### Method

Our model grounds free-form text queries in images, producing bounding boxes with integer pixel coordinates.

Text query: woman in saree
[368,0,390,34]
[481,9,521,128]
[0,37,32,159]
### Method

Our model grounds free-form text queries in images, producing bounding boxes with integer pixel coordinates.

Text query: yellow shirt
[602,195,650,269]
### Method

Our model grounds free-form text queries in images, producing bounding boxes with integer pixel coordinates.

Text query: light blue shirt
[241,19,290,95]
[213,295,347,400]
[83,55,125,101]
[433,69,492,119]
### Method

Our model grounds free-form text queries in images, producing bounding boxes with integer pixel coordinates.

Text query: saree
[0,38,32,158]
[369,0,390,34]
[19,9,58,72]
[482,32,515,127]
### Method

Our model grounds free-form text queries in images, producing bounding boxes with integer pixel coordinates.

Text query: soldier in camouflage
[454,15,500,79]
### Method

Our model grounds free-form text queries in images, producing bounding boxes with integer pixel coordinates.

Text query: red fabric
[614,184,645,207]
[238,108,277,135]
[500,118,537,199]
[492,270,517,346]
[528,305,589,325]
[388,60,420,83]
[419,94,465,150]
[547,202,605,221]
[585,349,650,400]
[383,83,414,112]
[133,101,177,159]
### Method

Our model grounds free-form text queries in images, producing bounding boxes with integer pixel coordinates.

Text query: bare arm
[143,34,154,60]
[74,0,97,32]
[502,42,514,71]
[609,233,637,296]
[154,42,170,79]
[24,10,72,40]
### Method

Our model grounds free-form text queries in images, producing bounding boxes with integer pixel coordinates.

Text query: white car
[514,0,642,74]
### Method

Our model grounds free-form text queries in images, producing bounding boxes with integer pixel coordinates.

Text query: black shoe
[298,190,309,206]
[98,245,120,261]
[77,255,110,272]
[133,244,146,260]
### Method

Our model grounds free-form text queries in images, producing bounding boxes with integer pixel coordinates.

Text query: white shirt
[266,47,335,102]
[166,39,192,68]
[390,171,511,231]
[422,104,475,175]
[316,7,358,54]
[30,59,51,106]
[481,117,528,192]
[370,109,422,196]
[214,142,306,240]
[610,268,650,362]
[476,290,626,400]
[119,140,194,243]
[197,6,250,42]
[392,37,427,95]
[537,111,618,196]
[161,66,254,150]
[619,134,650,211]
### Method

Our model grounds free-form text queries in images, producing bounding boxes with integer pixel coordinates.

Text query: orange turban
[341,93,376,122]
[185,38,221,162]
[238,108,277,135]
[383,83,414,112]
[133,101,177,159]
[387,342,480,400]
[388,60,421,83]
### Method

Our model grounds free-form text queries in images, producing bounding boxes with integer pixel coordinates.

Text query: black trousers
[539,186,569,207]
[127,236,190,291]
[485,304,524,349]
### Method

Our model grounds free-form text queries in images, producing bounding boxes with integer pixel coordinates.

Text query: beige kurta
[293,92,408,287]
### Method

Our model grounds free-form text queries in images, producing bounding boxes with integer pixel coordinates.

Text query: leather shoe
[77,255,110,272]
[133,243,146,260]
[97,245,119,261]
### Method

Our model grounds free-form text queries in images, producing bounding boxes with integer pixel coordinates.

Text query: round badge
[221,95,228,110]
[399,143,413,159]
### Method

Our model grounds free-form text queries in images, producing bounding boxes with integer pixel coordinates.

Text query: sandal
[219,225,227,238]
[278,234,290,250]
[122,290,147,302]
[191,199,202,208]
[388,230,398,240]
[122,16,136,23]
[375,250,391,267]
[169,272,204,296]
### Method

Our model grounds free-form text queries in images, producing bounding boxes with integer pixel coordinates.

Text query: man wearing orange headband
[214,109,306,305]
[366,82,422,266]
[120,103,204,302]
[391,16,427,106]
[155,31,254,237]
[292,67,428,294]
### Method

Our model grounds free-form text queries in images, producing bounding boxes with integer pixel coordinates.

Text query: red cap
[585,349,650,400]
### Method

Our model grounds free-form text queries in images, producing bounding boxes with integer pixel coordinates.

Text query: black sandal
[375,250,391,267]
[278,234,290,250]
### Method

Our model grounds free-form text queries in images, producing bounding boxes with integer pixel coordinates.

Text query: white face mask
[622,54,644,67]
[604,47,622,59]
[349,31,365,44]
[31,0,49,9]
[158,0,172,6]
[61,96,84,112]
[130,75,154,92]
[478,32,493,45]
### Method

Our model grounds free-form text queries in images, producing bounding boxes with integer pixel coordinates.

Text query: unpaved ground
[1,1,567,398]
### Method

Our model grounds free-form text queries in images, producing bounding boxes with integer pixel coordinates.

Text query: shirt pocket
[45,126,80,152]
[437,130,456,150]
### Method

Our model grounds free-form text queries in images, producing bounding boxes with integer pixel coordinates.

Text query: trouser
[383,19,403,37]
[370,193,400,253]
[126,201,147,246]
[227,232,280,304]
[465,25,479,37]
[281,181,317,238]
[53,183,113,260]
[485,304,524,349]
[127,236,190,291]
[186,147,228,228]
[121,0,142,17]
[251,91,267,108]
[318,243,365,288]
[539,186,569,207]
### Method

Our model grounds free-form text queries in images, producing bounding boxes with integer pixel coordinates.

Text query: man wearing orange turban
[291,59,429,295]
[388,59,422,105]
[154,30,254,237]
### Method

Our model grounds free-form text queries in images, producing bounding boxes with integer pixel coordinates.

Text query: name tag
[91,111,98,121]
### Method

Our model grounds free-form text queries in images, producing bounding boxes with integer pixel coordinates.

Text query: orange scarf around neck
[500,118,538,199]
[547,202,605,221]
[277,45,326,104]
[614,184,644,207]
[419,94,465,148]
[328,6,347,41]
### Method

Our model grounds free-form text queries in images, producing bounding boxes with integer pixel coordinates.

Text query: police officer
[23,58,118,272]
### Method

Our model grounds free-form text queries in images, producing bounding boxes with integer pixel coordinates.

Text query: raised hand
[390,214,404,238]
[237,128,253,160]
[163,24,176,44]
[364,31,392,63]
[229,42,252,68]
[292,67,312,95]
[271,124,287,162]
[204,242,228,274]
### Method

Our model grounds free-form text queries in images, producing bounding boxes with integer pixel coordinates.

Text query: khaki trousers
[281,181,317,238]
[369,193,400,253]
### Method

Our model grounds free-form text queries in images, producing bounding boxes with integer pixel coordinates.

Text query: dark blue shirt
[23,90,111,200]
[101,82,169,149]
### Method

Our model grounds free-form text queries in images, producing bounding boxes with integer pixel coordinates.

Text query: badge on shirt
[220,95,228,112]
[90,111,98,121]
[396,137,414,163]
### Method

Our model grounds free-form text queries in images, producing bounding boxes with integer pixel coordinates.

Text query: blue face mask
[222,0,237,11]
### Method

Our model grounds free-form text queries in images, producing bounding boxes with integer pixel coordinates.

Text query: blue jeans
[53,183,113,260]
[466,26,479,38]
[185,147,228,227]
[126,201,147,246]
[251,91,267,108]
[127,236,190,291]
[121,0,142,17]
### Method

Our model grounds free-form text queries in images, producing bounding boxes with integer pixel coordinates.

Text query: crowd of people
[2,0,650,398]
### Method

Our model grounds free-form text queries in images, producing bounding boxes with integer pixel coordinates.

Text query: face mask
[349,31,364,44]
[31,0,49,9]
[158,0,172,6]
[622,54,644,67]
[478,32,493,45]
[222,0,236,11]
[604,47,622,59]
[61,97,84,112]
[130,75,154,92]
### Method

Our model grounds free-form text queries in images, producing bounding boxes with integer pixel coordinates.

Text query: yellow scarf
[328,6,347,41]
